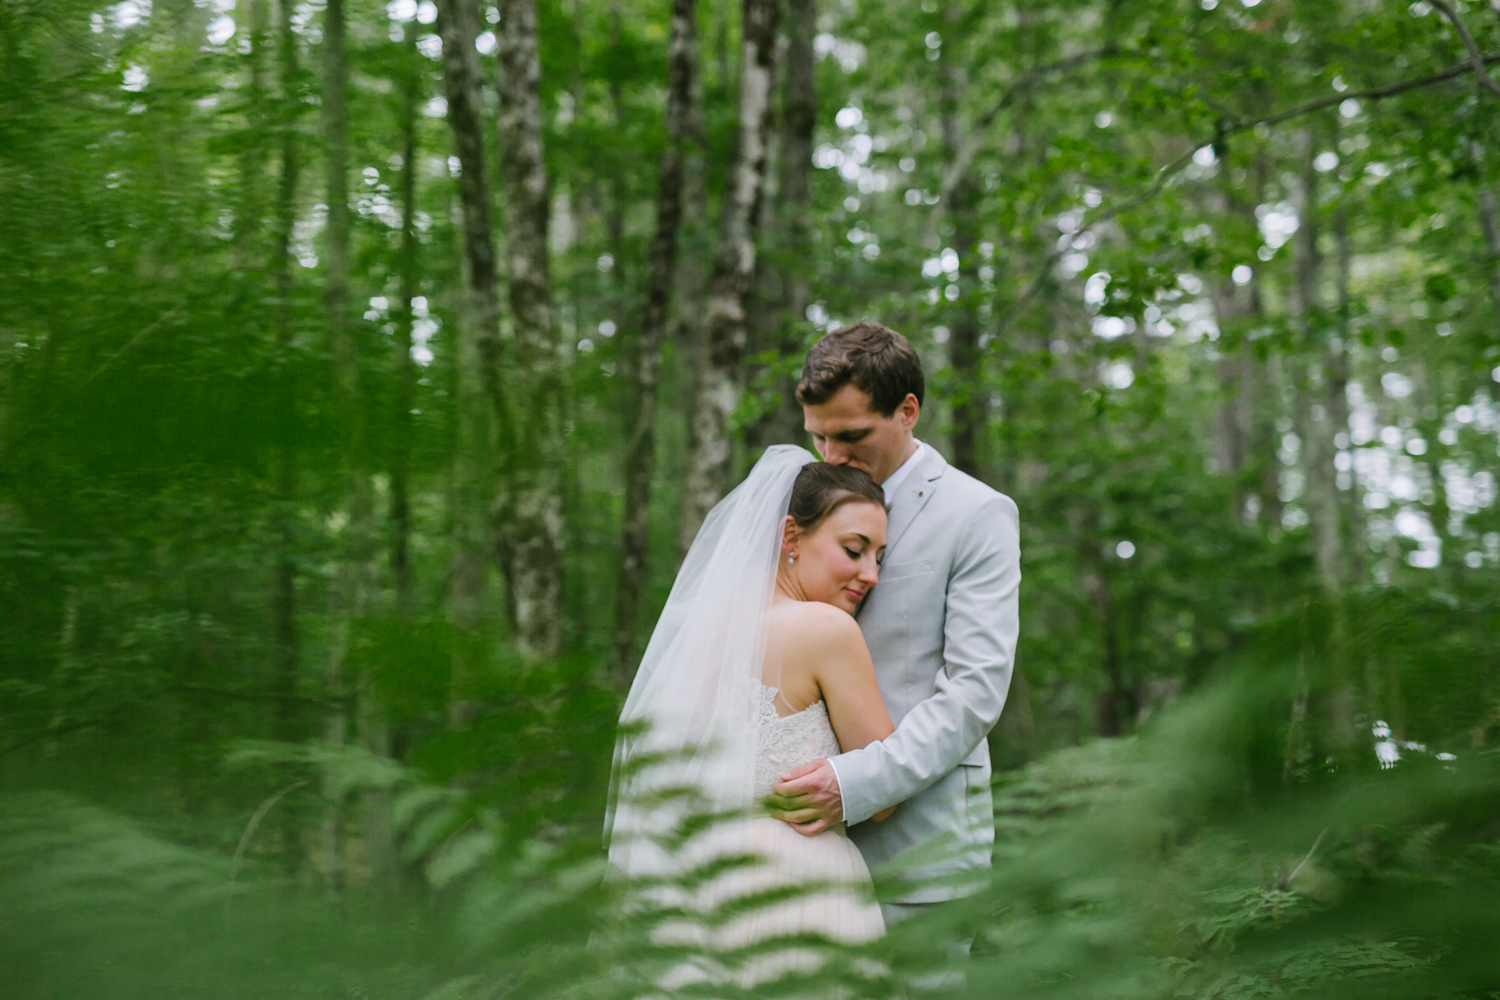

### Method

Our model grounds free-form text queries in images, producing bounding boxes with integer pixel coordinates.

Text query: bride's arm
[803,608,892,751]
[792,606,898,821]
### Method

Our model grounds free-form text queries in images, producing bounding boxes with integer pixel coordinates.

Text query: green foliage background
[3,0,1500,995]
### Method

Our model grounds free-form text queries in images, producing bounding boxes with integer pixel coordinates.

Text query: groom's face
[802,383,920,485]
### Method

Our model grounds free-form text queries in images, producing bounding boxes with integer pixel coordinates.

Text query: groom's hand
[768,759,843,836]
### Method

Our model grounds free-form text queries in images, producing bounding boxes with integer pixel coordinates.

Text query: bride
[607,445,897,989]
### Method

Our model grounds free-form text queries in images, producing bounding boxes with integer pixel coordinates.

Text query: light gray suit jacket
[833,445,1020,903]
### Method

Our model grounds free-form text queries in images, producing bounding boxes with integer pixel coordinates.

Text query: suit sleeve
[830,492,1020,825]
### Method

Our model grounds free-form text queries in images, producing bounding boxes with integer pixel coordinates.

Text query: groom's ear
[895,393,921,429]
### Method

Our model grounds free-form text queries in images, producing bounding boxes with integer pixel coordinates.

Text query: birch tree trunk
[495,0,565,660]
[678,0,781,549]
[270,0,301,744]
[610,0,698,687]
[435,0,499,720]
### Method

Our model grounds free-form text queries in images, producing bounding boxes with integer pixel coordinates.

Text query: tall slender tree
[390,21,421,619]
[233,0,270,261]
[678,0,781,551]
[779,0,816,365]
[1291,127,1342,595]
[672,16,712,567]
[747,0,817,451]
[611,0,700,686]
[495,0,565,660]
[435,0,501,717]
[319,0,368,897]
[939,1,985,480]
[269,0,302,745]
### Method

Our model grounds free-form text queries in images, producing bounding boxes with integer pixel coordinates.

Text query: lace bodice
[754,683,841,799]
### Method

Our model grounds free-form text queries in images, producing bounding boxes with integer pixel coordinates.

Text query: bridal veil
[606,444,815,887]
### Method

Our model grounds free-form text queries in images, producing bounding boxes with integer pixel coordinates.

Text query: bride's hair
[788,463,886,531]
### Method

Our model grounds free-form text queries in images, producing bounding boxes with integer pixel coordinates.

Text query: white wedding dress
[738,680,886,958]
[654,679,885,991]
[606,446,885,992]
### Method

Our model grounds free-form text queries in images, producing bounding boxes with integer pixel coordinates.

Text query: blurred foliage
[5,0,1500,995]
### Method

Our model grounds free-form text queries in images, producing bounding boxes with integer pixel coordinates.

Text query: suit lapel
[880,446,947,564]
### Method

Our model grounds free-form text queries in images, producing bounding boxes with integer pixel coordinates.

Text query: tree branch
[990,54,1500,341]
[931,46,1119,232]
[1276,827,1328,891]
[67,302,185,398]
[1431,0,1500,98]
[168,684,346,710]
[977,46,1120,131]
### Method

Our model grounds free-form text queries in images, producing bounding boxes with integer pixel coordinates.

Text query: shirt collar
[879,439,927,504]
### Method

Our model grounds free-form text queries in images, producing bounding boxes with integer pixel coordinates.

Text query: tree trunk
[939,4,985,480]
[270,0,301,744]
[1478,186,1500,319]
[610,0,698,687]
[1290,129,1342,595]
[233,0,269,261]
[1087,570,1132,737]
[678,0,781,549]
[369,20,423,905]
[495,0,565,660]
[988,660,1036,767]
[672,30,712,566]
[390,26,419,618]
[1245,150,1283,531]
[747,0,815,451]
[779,0,815,403]
[1334,205,1367,584]
[448,233,494,729]
[1290,129,1355,755]
[1210,276,1251,481]
[1251,355,1284,530]
[320,0,371,899]
[1208,157,1256,515]
[435,0,499,721]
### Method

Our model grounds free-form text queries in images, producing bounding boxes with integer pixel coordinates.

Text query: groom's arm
[828,492,1020,825]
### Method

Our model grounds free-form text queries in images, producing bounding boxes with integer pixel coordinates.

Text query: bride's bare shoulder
[778,601,864,651]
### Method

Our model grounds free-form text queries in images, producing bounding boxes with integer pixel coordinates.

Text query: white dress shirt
[878,439,927,504]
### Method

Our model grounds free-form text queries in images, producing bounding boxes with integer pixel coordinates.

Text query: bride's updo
[787,462,886,531]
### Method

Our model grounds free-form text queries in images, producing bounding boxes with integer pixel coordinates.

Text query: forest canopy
[3,0,1500,996]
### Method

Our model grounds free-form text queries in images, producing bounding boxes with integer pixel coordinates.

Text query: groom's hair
[796,322,924,416]
[789,463,886,530]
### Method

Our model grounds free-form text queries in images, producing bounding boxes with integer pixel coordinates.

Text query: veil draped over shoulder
[606,444,816,885]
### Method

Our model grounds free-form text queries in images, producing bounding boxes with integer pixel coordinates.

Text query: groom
[769,321,1021,930]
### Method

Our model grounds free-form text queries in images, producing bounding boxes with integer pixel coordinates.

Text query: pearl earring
[787,554,795,564]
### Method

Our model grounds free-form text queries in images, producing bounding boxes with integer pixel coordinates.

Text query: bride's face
[785,501,887,614]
